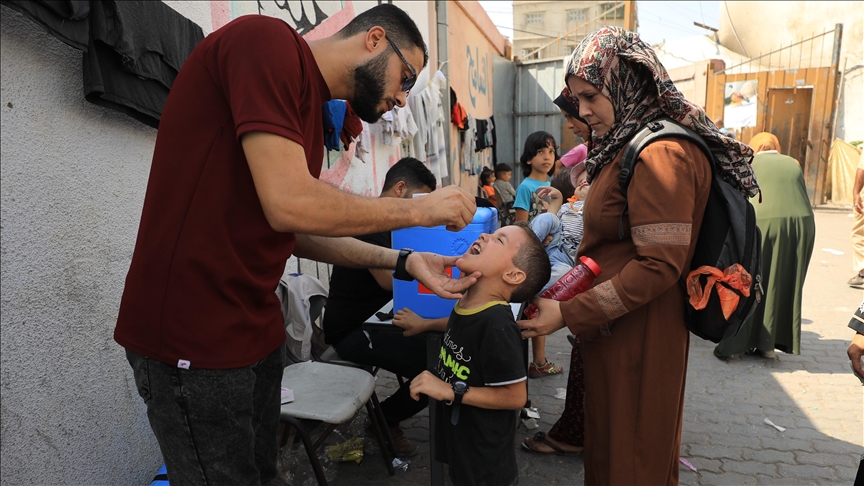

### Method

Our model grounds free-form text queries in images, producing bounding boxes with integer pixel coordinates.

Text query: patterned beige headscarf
[565,26,759,197]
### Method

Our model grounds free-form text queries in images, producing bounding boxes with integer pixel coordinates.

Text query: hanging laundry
[355,120,373,163]
[380,109,395,145]
[394,104,418,143]
[475,118,488,152]
[489,115,499,164]
[322,100,347,151]
[429,71,450,184]
[341,102,363,150]
[450,88,467,130]
[83,1,204,128]
[462,115,478,175]
[409,71,449,186]
[3,0,90,51]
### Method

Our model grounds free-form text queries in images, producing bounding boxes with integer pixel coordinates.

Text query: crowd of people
[111,2,860,484]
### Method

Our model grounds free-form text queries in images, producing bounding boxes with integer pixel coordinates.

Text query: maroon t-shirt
[114,16,330,368]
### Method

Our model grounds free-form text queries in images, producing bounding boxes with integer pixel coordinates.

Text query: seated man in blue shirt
[322,157,436,457]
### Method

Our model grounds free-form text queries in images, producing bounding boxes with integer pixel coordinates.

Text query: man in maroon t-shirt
[115,5,478,484]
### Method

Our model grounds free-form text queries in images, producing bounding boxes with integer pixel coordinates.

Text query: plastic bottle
[522,256,602,320]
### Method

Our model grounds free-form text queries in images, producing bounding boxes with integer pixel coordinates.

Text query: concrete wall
[1,6,161,484]
[446,1,503,193]
[0,1,436,484]
[718,1,863,142]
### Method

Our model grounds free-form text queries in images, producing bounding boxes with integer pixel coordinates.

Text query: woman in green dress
[715,132,816,359]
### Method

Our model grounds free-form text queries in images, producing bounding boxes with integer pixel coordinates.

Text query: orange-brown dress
[561,139,711,485]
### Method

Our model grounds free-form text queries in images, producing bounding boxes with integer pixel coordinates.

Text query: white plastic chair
[280,361,395,485]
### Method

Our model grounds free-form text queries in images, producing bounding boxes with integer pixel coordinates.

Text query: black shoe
[387,425,418,458]
[365,422,418,458]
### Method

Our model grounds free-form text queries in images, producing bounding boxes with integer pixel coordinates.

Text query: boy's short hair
[551,167,575,199]
[494,163,512,176]
[509,222,552,303]
[337,4,429,69]
[382,157,436,192]
[519,131,558,178]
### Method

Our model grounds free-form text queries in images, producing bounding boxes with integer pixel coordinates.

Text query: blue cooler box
[392,207,498,318]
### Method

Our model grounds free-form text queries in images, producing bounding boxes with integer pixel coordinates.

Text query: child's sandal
[527,360,563,378]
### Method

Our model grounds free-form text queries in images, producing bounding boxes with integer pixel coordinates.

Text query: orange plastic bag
[686,264,752,320]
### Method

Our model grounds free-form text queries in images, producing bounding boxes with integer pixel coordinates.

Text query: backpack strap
[617,118,717,239]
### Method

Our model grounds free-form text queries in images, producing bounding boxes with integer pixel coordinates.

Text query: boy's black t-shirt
[433,301,526,486]
[321,231,392,344]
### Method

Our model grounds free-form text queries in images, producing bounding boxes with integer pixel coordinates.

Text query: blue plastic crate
[392,207,498,318]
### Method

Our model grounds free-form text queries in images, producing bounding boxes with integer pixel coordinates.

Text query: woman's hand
[518,298,567,338]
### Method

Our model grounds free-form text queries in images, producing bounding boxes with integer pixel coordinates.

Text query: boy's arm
[410,371,527,410]
[392,309,448,336]
[536,186,564,214]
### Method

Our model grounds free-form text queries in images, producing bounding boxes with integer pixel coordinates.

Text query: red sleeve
[204,16,309,147]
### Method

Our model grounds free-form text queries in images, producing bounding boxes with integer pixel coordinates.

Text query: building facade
[512,1,635,61]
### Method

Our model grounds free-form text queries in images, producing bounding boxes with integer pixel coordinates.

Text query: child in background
[410,223,551,486]
[479,167,497,207]
[536,162,590,262]
[493,163,516,226]
[513,130,562,379]
[514,131,557,224]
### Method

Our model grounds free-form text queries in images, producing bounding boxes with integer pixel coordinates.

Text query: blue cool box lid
[391,207,498,318]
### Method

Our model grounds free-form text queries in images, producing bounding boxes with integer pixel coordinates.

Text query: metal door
[765,88,813,164]
[511,57,569,187]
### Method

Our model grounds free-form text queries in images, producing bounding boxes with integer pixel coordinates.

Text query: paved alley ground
[278,208,863,486]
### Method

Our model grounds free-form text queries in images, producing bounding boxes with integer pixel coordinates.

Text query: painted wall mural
[256,1,334,35]
[466,45,489,110]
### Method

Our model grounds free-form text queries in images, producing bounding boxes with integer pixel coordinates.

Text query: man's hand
[416,186,477,231]
[854,192,863,215]
[848,333,864,381]
[410,371,453,401]
[518,298,567,339]
[406,252,480,300]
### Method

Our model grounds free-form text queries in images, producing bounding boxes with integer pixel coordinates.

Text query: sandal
[528,360,563,379]
[521,431,582,456]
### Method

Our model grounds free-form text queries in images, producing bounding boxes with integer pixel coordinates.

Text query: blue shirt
[514,178,550,222]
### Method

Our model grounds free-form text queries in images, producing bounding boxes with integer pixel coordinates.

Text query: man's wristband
[393,248,415,281]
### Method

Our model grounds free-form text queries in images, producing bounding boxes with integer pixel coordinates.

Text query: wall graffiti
[466,45,488,109]
[256,1,344,35]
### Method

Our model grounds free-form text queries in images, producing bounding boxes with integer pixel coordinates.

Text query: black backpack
[618,118,763,343]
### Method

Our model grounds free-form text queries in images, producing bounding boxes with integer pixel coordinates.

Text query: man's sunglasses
[384,35,417,93]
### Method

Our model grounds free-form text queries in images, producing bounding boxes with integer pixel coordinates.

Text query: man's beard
[350,50,390,123]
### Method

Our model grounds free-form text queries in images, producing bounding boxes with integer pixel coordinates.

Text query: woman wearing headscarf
[521,91,590,456]
[554,88,594,169]
[714,132,815,360]
[520,26,758,484]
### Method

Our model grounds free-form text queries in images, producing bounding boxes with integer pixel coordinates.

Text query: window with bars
[568,9,586,23]
[520,48,540,60]
[525,13,542,25]
[601,3,625,20]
